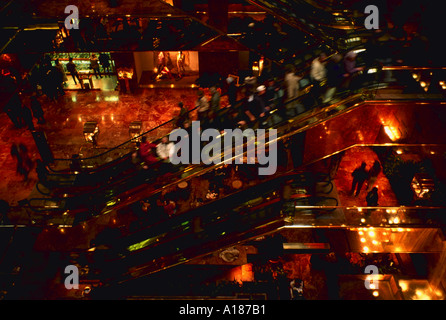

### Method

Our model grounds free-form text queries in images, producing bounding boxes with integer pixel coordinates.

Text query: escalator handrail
[26,65,445,218]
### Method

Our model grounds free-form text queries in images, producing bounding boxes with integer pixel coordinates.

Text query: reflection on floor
[64,74,118,91]
[0,87,205,204]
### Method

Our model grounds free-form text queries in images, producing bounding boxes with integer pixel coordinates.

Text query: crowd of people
[170,49,365,135]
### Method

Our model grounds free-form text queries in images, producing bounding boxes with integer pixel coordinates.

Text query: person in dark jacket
[66,57,81,85]
[20,105,35,130]
[366,187,379,207]
[350,162,368,197]
[30,95,45,124]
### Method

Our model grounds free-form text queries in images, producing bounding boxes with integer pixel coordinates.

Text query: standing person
[177,51,186,78]
[244,90,266,128]
[11,143,33,181]
[284,65,301,100]
[20,105,35,130]
[209,86,221,114]
[30,95,45,124]
[99,53,111,76]
[225,76,237,107]
[175,102,189,128]
[196,90,210,127]
[256,85,270,126]
[366,160,381,192]
[66,57,81,86]
[157,51,165,76]
[323,53,344,103]
[10,143,23,177]
[156,136,174,162]
[350,162,368,197]
[342,51,364,90]
[0,199,10,225]
[90,54,102,79]
[51,65,66,98]
[284,65,304,115]
[4,94,23,128]
[54,59,68,85]
[310,52,327,101]
[366,187,379,211]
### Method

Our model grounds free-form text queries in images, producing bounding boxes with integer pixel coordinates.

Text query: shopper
[66,57,81,86]
[99,53,111,75]
[90,54,102,79]
[30,95,45,124]
[350,162,368,197]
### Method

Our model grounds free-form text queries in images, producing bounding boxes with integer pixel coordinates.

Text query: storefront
[48,52,116,90]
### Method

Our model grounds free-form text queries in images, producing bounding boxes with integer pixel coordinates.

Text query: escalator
[25,64,446,226]
[73,170,338,294]
[4,67,446,297]
[29,44,366,205]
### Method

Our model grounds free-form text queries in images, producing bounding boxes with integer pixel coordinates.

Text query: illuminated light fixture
[360,218,366,223]
[384,125,401,141]
[412,73,419,80]
[367,68,378,74]
[373,291,379,297]
[396,149,403,154]
[363,246,369,252]
[252,61,260,77]
[171,84,175,88]
[83,122,99,146]
[368,231,375,237]
[104,96,119,102]
[393,217,400,224]
[129,121,142,143]
[439,81,445,86]
[360,238,366,243]
[420,81,427,88]
[372,240,378,245]
[353,48,366,54]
